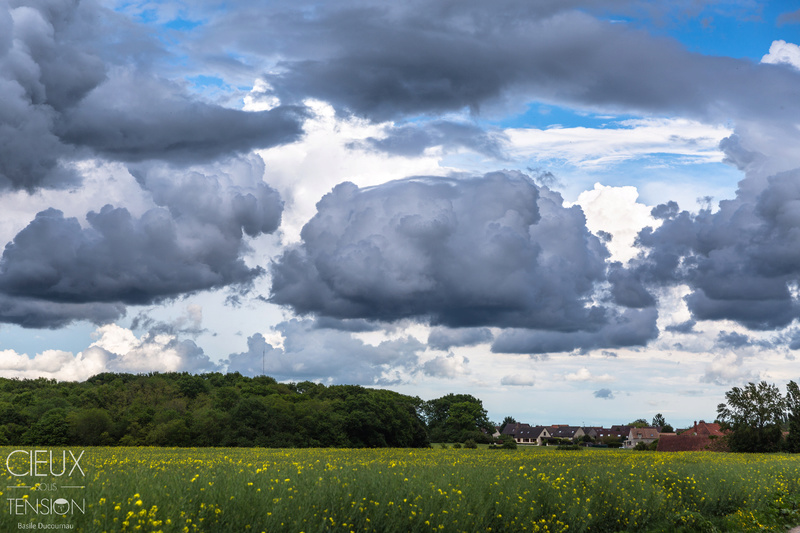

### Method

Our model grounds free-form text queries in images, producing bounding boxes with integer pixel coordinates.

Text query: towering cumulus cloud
[634,163,800,332]
[0,1,308,327]
[0,0,101,190]
[0,158,283,327]
[271,171,657,352]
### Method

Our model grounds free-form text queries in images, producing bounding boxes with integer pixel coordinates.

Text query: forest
[0,372,493,448]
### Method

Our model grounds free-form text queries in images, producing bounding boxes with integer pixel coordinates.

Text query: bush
[463,430,494,444]
[500,435,517,449]
[452,442,462,449]
[463,439,478,449]
[439,443,448,449]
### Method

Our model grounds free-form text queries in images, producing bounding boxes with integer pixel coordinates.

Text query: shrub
[500,435,517,449]
[464,439,478,449]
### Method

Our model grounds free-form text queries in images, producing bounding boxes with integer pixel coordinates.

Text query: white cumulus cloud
[565,367,615,382]
[762,40,800,71]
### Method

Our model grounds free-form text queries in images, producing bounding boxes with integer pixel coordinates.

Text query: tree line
[0,373,498,448]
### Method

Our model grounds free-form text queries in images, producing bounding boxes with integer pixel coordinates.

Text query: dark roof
[517,426,548,439]
[549,426,579,438]
[501,423,531,436]
[595,426,629,438]
[686,421,725,437]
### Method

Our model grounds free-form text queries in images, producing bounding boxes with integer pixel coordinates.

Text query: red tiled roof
[656,421,728,452]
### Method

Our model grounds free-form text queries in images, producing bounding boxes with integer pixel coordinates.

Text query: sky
[2,0,800,429]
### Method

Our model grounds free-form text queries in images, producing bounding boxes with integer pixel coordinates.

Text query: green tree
[0,372,432,448]
[785,380,800,453]
[423,394,493,443]
[67,408,113,446]
[499,416,516,433]
[22,408,71,445]
[496,434,517,449]
[628,418,648,428]
[717,381,786,453]
[652,413,673,432]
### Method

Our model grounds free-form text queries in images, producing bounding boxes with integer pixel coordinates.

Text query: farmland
[2,446,800,532]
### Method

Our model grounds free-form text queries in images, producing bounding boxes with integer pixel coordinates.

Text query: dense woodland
[0,373,493,448]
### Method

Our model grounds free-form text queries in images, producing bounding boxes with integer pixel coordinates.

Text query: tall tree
[423,394,493,443]
[786,381,800,453]
[499,416,517,433]
[717,381,786,453]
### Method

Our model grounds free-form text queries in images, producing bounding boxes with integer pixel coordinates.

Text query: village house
[548,425,584,442]
[580,427,602,440]
[623,427,660,449]
[500,422,529,441]
[594,425,632,444]
[500,423,551,445]
[517,425,551,445]
[497,421,690,448]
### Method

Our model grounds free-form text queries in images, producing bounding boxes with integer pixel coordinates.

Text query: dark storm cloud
[0,206,259,303]
[59,70,307,164]
[225,320,423,384]
[354,120,507,158]
[311,317,383,332]
[607,263,656,308]
[788,330,800,350]
[650,201,680,220]
[490,308,658,354]
[633,166,800,331]
[0,294,124,329]
[715,331,751,349]
[271,171,656,351]
[427,327,494,351]
[665,320,696,334]
[0,1,306,192]
[272,171,608,327]
[203,0,800,127]
[0,0,103,190]
[0,159,283,326]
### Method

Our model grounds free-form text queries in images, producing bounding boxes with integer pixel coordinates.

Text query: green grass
[1,446,799,532]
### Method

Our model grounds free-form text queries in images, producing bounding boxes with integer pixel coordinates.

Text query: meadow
[2,446,800,532]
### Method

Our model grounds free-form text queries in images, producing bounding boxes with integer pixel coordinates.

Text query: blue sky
[2,0,800,428]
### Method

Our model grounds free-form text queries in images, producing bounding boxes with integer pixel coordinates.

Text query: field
[2,446,800,533]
